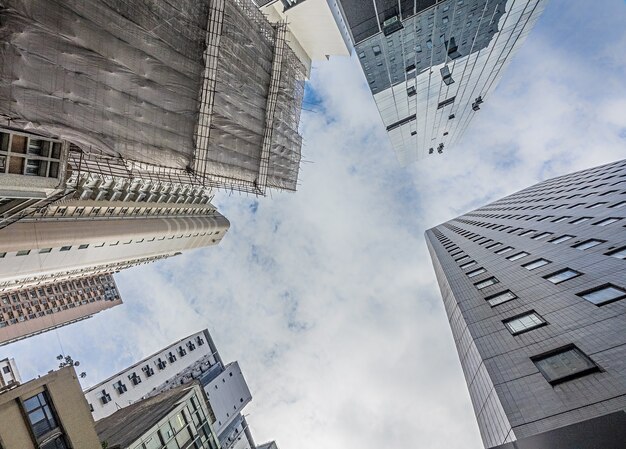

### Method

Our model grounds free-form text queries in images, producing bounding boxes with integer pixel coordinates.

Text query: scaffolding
[0,0,307,195]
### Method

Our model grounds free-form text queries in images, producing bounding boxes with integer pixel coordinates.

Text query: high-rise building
[337,0,547,164]
[95,382,221,449]
[0,366,101,448]
[85,329,264,449]
[426,159,626,448]
[0,357,20,391]
[0,273,122,346]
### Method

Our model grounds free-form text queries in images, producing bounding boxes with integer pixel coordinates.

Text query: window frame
[577,284,626,306]
[543,268,582,285]
[531,345,600,385]
[503,310,547,335]
[522,258,550,270]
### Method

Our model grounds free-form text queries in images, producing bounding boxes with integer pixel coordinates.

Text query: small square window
[605,246,626,260]
[577,284,626,306]
[60,246,71,251]
[78,244,89,250]
[532,232,552,240]
[507,251,529,261]
[532,346,599,385]
[504,311,546,335]
[485,290,516,306]
[16,250,30,256]
[466,267,486,278]
[593,217,621,226]
[485,242,501,249]
[475,277,499,290]
[459,260,477,269]
[550,235,574,244]
[522,258,550,270]
[495,246,514,255]
[572,239,604,250]
[544,268,582,284]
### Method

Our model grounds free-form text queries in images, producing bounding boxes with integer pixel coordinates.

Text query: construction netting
[0,0,307,193]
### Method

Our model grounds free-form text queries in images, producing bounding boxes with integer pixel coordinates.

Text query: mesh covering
[0,0,306,193]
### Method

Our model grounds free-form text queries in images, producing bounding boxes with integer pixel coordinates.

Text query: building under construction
[0,0,307,197]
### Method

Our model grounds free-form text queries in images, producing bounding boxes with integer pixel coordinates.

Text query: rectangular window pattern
[475,277,499,290]
[23,391,60,439]
[550,235,574,244]
[544,269,582,284]
[507,251,529,261]
[532,232,553,240]
[577,284,626,306]
[486,290,516,306]
[466,267,486,278]
[522,258,550,270]
[593,217,621,226]
[572,239,604,250]
[570,216,591,224]
[504,311,546,335]
[532,346,599,385]
[460,260,477,269]
[606,247,626,260]
[495,246,514,255]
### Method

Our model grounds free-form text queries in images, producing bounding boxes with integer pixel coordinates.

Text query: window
[522,258,550,270]
[577,284,626,306]
[23,392,59,438]
[504,311,546,335]
[39,248,52,254]
[495,246,514,255]
[593,217,621,226]
[519,230,535,237]
[606,246,626,260]
[507,251,529,261]
[610,200,626,209]
[466,267,486,278]
[475,277,499,290]
[587,202,606,209]
[572,239,604,250]
[550,235,574,244]
[78,244,89,250]
[552,216,570,223]
[60,246,71,251]
[544,268,582,284]
[570,216,591,224]
[532,232,552,240]
[486,290,516,306]
[459,260,477,269]
[455,255,469,262]
[532,346,599,385]
[16,250,31,256]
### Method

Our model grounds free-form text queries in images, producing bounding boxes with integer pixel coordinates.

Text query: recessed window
[16,250,30,256]
[522,258,550,270]
[78,244,89,250]
[459,260,477,269]
[610,200,626,209]
[507,251,529,261]
[485,242,501,249]
[532,232,553,240]
[495,246,514,255]
[486,290,516,306]
[606,246,626,260]
[532,346,599,385]
[467,267,486,278]
[475,277,499,290]
[39,248,52,254]
[60,246,71,251]
[550,235,574,244]
[23,392,62,439]
[570,216,591,224]
[593,217,621,226]
[455,255,469,262]
[577,284,626,306]
[587,202,607,209]
[519,230,535,237]
[552,216,570,223]
[572,239,604,250]
[544,268,582,284]
[504,311,547,335]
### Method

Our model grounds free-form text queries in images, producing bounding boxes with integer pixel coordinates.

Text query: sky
[3,1,626,448]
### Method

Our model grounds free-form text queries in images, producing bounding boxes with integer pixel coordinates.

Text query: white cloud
[2,2,626,449]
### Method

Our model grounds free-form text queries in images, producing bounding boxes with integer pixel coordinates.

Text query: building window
[532,232,553,240]
[16,250,30,256]
[129,372,142,386]
[577,284,626,306]
[459,260,477,269]
[593,217,621,226]
[485,242,501,249]
[60,246,71,252]
[23,391,60,439]
[507,251,529,261]
[39,248,52,254]
[570,216,591,224]
[475,277,499,290]
[495,246,514,255]
[550,235,574,244]
[78,244,89,250]
[610,200,626,209]
[572,239,605,250]
[587,202,606,209]
[544,268,582,284]
[100,389,111,404]
[503,311,546,335]
[606,246,626,260]
[113,380,127,395]
[532,346,599,385]
[522,258,550,270]
[466,267,486,278]
[486,290,516,306]
[552,216,570,223]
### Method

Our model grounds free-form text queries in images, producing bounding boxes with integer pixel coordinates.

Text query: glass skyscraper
[426,159,626,448]
[337,0,547,164]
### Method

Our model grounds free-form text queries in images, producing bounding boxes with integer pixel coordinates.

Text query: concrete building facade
[426,159,626,448]
[337,0,547,164]
[0,358,20,392]
[0,366,101,448]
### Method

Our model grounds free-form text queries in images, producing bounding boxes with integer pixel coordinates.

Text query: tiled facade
[426,159,626,448]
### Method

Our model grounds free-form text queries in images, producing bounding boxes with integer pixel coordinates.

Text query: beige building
[0,366,101,448]
[0,358,21,392]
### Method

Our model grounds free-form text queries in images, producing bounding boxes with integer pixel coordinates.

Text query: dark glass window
[23,392,58,439]
[532,346,599,384]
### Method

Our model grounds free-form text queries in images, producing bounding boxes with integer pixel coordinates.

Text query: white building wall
[205,362,253,435]
[85,330,218,421]
[0,357,21,388]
